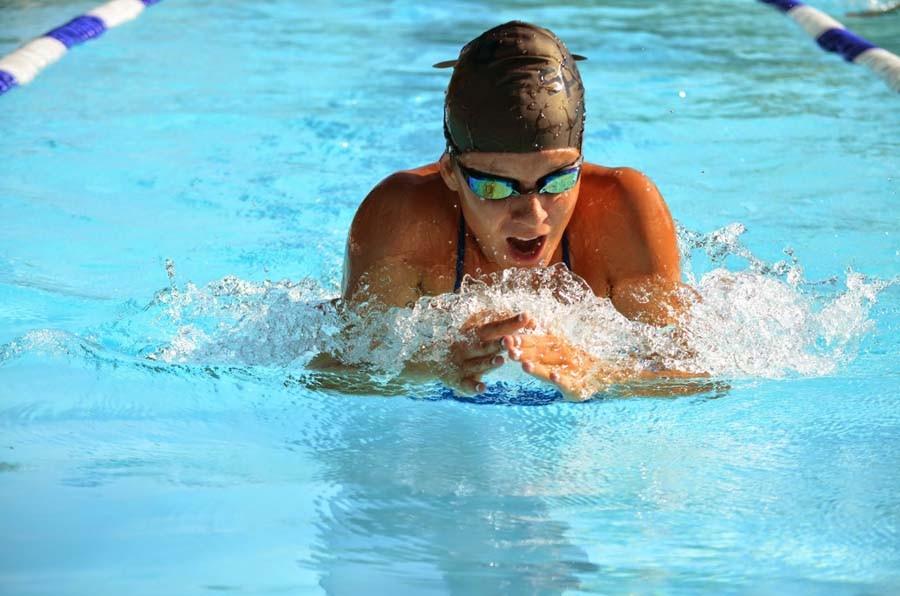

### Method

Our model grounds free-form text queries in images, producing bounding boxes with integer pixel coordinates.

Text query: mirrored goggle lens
[539,168,580,194]
[467,176,517,200]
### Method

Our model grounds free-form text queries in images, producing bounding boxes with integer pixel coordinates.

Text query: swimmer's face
[439,148,582,268]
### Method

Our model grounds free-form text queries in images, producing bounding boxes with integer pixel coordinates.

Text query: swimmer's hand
[444,313,535,396]
[503,333,612,401]
[504,333,708,401]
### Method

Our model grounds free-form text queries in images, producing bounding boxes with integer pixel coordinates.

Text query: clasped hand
[444,312,610,401]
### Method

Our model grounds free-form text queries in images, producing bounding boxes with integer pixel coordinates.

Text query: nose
[510,194,548,225]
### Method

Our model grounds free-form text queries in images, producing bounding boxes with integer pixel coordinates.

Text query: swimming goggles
[455,158,582,200]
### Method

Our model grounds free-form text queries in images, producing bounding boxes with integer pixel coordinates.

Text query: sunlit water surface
[1,1,898,594]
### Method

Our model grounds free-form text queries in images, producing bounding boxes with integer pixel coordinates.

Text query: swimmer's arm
[306,312,530,396]
[304,338,492,397]
[341,172,438,307]
[302,174,433,393]
[303,352,437,396]
[341,164,466,305]
[605,168,695,327]
[343,256,423,306]
[605,171,704,371]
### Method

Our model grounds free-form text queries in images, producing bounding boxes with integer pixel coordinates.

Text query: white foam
[145,235,886,385]
[4,224,886,394]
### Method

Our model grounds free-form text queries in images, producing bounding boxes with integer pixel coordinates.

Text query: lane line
[0,0,159,96]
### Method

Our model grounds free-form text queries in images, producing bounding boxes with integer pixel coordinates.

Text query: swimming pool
[1,0,898,593]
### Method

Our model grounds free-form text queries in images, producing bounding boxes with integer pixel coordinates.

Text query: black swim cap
[438,21,586,154]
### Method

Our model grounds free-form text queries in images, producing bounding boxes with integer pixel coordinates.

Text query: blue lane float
[0,69,16,94]
[759,0,900,92]
[0,0,160,96]
[2,0,896,96]
[46,15,108,49]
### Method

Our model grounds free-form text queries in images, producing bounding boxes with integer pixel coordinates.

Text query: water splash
[1,224,892,393]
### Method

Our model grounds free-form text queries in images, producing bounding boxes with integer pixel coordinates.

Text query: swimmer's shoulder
[571,164,679,280]
[577,164,672,219]
[344,163,458,302]
[349,163,457,259]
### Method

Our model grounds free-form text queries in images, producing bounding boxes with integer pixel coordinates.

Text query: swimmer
[847,1,899,17]
[313,21,700,400]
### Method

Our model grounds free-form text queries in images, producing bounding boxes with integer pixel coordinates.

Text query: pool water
[1,0,899,594]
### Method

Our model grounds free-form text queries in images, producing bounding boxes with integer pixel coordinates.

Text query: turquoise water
[1,1,899,594]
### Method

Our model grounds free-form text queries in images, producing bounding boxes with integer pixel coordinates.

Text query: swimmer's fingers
[462,354,505,376]
[503,335,583,366]
[521,360,595,402]
[448,354,504,396]
[456,376,486,396]
[505,334,607,401]
[451,314,529,361]
[474,313,535,342]
[636,368,708,380]
[520,360,554,382]
[518,358,575,388]
[503,334,568,365]
[443,354,504,397]
[453,338,503,361]
[447,352,507,396]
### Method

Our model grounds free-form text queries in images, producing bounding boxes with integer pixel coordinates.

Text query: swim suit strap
[454,212,466,292]
[562,230,571,269]
[453,212,572,292]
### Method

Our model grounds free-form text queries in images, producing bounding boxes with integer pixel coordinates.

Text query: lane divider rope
[759,0,900,92]
[0,0,161,96]
[2,1,895,96]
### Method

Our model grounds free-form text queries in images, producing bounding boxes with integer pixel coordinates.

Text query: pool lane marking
[759,0,900,92]
[0,0,159,96]
[2,1,895,96]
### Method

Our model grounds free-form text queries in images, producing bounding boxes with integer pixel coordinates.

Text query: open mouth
[506,235,546,260]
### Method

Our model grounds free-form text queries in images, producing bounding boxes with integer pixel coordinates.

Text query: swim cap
[437,21,586,154]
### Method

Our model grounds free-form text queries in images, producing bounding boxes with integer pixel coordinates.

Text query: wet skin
[341,149,691,399]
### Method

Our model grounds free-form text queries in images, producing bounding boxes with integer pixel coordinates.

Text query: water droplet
[165,258,176,285]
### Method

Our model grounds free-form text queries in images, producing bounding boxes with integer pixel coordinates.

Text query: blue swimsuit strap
[454,212,467,292]
[454,213,571,292]
[561,228,572,269]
